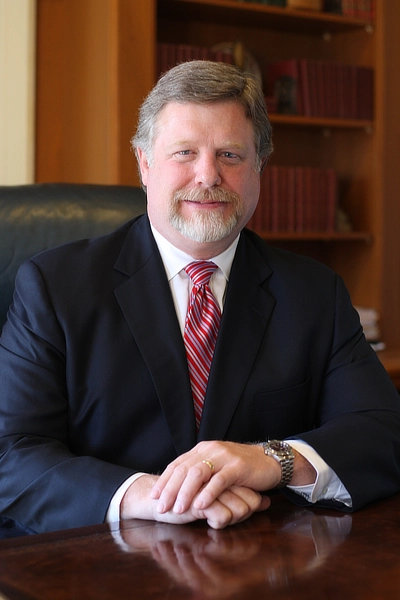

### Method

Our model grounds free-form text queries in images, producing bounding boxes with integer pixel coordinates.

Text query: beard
[168,187,244,243]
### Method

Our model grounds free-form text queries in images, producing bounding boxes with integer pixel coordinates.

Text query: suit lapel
[199,233,276,440]
[113,217,197,454]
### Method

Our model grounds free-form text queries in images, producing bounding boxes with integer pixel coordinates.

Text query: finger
[151,441,223,501]
[256,494,272,512]
[150,456,189,500]
[193,467,237,511]
[200,489,260,530]
[214,487,263,525]
[197,498,233,530]
[171,460,218,514]
[156,462,214,514]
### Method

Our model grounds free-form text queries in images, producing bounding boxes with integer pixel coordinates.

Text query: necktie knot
[185,261,218,288]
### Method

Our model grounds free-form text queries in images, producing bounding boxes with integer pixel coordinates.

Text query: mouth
[184,198,227,206]
[182,199,229,214]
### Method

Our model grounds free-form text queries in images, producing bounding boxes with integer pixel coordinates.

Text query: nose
[194,154,222,187]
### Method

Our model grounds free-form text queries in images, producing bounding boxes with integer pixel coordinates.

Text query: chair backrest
[0,183,147,329]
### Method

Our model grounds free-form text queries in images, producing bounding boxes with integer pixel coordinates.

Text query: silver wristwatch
[261,440,295,488]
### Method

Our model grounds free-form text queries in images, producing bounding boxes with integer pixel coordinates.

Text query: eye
[173,149,194,161]
[219,151,242,164]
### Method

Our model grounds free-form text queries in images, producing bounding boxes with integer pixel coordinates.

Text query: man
[0,61,399,534]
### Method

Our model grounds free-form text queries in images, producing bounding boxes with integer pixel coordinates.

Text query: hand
[121,472,270,529]
[150,441,281,518]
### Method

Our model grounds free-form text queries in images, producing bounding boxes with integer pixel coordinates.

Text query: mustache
[173,188,240,204]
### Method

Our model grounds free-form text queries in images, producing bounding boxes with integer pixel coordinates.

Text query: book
[249,166,338,234]
[157,43,234,78]
[269,58,374,119]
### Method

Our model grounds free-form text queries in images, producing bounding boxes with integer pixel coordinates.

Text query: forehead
[154,101,255,143]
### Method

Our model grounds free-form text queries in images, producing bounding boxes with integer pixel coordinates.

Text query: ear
[137,148,150,186]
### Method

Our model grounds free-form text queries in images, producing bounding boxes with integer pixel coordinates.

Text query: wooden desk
[0,493,399,599]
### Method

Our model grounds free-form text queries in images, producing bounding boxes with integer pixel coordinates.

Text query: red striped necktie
[184,261,222,431]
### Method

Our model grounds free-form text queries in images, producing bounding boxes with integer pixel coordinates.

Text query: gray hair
[131,60,273,175]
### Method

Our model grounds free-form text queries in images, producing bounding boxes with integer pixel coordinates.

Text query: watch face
[270,440,285,452]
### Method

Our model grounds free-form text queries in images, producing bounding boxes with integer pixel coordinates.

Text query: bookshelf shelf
[159,0,373,34]
[260,231,372,242]
[269,114,373,131]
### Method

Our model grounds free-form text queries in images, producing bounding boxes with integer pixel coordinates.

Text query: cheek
[167,163,194,188]
[237,172,260,211]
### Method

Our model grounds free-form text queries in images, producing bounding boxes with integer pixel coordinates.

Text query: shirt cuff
[287,439,352,508]
[106,473,146,525]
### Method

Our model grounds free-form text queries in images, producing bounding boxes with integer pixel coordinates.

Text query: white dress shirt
[106,226,351,523]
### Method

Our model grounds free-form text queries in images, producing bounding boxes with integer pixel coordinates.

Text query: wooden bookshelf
[35,0,400,380]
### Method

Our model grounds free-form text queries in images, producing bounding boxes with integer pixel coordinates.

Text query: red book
[176,44,194,64]
[286,167,296,232]
[269,166,280,232]
[157,43,177,76]
[294,167,305,232]
[311,168,321,231]
[277,167,290,232]
[303,167,314,231]
[298,59,312,117]
[325,168,337,232]
[256,169,272,232]
[336,63,346,118]
[368,0,376,19]
[341,0,357,17]
[315,60,325,118]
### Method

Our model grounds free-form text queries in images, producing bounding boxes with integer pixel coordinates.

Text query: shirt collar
[150,224,240,283]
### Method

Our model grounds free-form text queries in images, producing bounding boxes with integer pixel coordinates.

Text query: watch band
[261,440,295,488]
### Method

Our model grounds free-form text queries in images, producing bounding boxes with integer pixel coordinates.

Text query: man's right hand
[120,474,270,529]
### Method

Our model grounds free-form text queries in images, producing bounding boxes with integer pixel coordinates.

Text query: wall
[0,0,36,184]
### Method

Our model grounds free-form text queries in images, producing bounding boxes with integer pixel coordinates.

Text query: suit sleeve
[0,259,136,533]
[294,274,400,511]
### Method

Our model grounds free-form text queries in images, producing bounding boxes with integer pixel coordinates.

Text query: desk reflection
[113,508,352,597]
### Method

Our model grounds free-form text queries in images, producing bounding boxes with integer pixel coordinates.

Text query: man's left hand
[151,441,282,516]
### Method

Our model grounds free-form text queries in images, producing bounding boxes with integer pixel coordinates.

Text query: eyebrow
[168,140,248,150]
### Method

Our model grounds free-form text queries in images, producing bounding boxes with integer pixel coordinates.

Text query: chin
[170,212,241,244]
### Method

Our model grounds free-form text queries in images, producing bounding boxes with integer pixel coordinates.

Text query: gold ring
[202,459,215,473]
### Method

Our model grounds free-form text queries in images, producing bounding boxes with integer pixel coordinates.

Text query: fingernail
[174,501,183,514]
[157,501,165,513]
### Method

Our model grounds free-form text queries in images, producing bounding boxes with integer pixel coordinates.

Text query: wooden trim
[35,0,156,185]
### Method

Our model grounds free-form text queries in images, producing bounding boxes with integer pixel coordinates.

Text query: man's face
[137,101,261,258]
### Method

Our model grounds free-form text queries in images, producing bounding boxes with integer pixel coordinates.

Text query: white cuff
[287,439,352,507]
[106,472,146,525]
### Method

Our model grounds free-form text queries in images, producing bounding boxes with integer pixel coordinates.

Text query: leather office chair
[0,183,147,331]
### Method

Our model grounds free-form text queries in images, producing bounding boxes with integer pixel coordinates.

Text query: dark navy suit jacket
[0,215,399,533]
